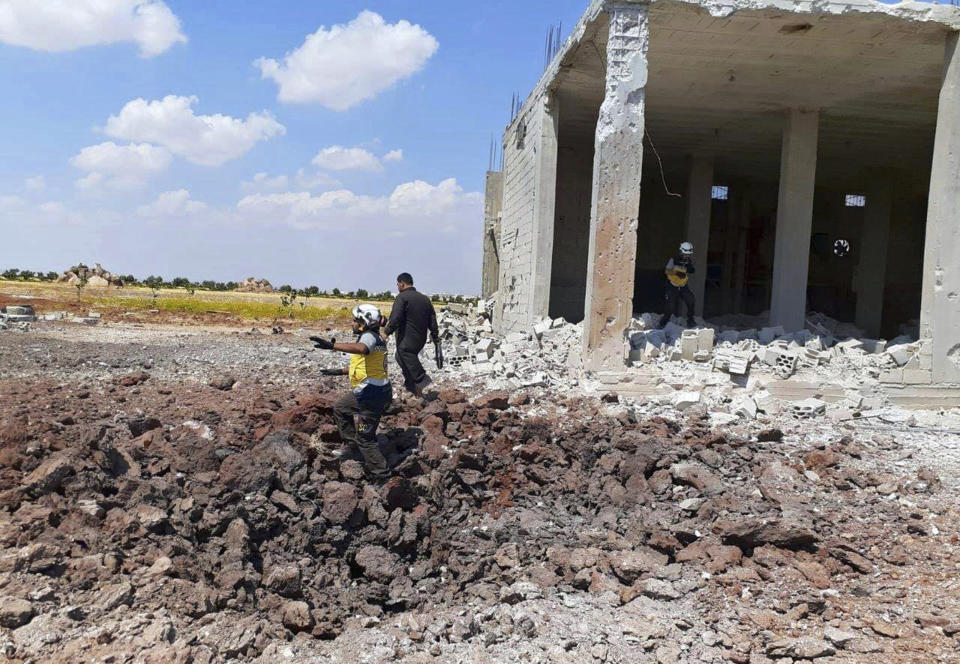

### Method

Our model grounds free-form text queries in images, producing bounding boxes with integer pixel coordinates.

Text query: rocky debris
[56,262,124,288]
[235,277,274,293]
[0,327,958,663]
[208,374,237,391]
[0,597,34,628]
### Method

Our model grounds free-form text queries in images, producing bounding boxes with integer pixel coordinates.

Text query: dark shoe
[686,318,696,328]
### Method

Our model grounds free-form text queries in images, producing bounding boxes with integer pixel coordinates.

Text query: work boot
[687,318,696,328]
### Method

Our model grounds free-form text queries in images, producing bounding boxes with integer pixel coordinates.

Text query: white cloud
[383,149,403,163]
[241,172,289,193]
[70,141,172,190]
[0,0,186,57]
[137,189,207,217]
[312,146,384,173]
[24,175,45,192]
[295,169,342,191]
[236,178,480,232]
[255,10,438,110]
[241,170,342,193]
[104,95,285,166]
[389,178,479,220]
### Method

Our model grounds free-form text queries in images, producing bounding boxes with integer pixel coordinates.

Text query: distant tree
[332,287,341,297]
[121,274,138,286]
[305,286,320,296]
[278,284,293,293]
[45,271,59,281]
[2,269,20,280]
[356,288,369,299]
[171,277,191,289]
[143,275,163,288]
[200,280,216,290]
[225,281,238,291]
[19,270,36,281]
[75,273,89,301]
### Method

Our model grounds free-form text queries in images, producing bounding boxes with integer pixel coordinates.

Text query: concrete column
[684,154,714,317]
[582,3,649,370]
[920,32,960,383]
[769,108,819,332]
[854,176,892,338]
[481,171,504,299]
[530,94,559,319]
[733,190,750,314]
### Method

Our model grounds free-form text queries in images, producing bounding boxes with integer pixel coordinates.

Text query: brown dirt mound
[0,377,956,662]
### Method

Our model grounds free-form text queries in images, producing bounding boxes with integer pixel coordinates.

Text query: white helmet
[679,242,694,256]
[352,304,382,329]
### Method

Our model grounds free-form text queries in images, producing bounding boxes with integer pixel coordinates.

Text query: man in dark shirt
[384,272,439,396]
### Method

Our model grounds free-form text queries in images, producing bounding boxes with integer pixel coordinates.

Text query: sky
[0,0,588,295]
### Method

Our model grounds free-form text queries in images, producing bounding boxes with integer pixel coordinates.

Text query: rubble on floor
[427,303,952,430]
[0,305,37,331]
[1,369,958,663]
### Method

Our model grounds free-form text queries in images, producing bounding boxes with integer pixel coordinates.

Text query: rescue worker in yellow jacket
[310,304,392,481]
[658,241,697,329]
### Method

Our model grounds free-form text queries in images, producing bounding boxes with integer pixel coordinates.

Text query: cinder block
[696,328,715,353]
[885,344,914,367]
[902,369,933,385]
[879,368,904,383]
[680,330,698,361]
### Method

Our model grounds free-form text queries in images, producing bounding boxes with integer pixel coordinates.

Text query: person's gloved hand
[319,368,343,376]
[310,336,336,350]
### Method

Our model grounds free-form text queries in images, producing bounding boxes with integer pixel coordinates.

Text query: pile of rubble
[434,301,583,390]
[627,312,924,385]
[236,277,274,293]
[0,305,36,331]
[56,263,124,288]
[0,370,957,663]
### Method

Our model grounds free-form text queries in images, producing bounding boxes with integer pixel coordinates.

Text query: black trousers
[660,285,696,326]
[395,346,431,395]
[332,386,392,478]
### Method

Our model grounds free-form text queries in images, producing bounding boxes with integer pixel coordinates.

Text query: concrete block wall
[496,92,545,334]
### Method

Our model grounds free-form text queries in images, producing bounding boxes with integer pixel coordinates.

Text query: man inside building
[311,304,392,482]
[658,241,697,329]
[384,272,440,397]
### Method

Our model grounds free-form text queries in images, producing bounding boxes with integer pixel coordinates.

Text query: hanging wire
[645,130,682,198]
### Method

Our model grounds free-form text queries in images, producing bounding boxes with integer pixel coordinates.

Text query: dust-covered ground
[1,322,959,663]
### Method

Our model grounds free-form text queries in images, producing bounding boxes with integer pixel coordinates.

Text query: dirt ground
[1,321,959,663]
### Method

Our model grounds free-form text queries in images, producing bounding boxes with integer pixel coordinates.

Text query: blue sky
[0,0,587,294]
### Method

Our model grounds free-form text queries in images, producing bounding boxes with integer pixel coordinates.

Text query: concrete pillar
[684,154,714,316]
[530,94,559,319]
[582,3,649,371]
[769,108,819,332]
[854,177,892,338]
[733,190,750,314]
[481,171,504,299]
[920,32,960,383]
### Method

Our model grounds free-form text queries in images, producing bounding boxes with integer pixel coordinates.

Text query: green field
[0,280,390,323]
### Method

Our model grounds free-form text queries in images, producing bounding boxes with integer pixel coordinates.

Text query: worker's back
[387,287,438,351]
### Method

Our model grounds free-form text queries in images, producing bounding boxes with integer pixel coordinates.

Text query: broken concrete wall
[482,171,504,299]
[496,94,547,334]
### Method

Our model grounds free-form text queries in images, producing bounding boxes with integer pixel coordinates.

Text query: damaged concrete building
[483,0,960,383]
